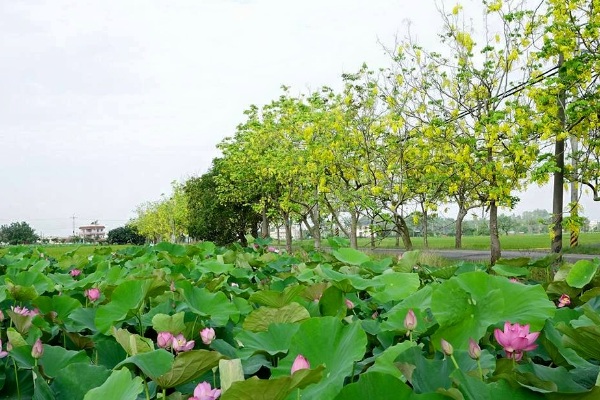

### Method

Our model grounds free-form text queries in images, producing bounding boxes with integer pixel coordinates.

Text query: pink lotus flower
[558,294,571,308]
[85,288,101,302]
[70,269,81,277]
[371,311,379,319]
[404,309,417,331]
[468,338,481,360]
[172,334,195,353]
[189,381,221,400]
[200,327,216,345]
[31,338,44,359]
[0,310,4,322]
[157,332,174,349]
[345,299,354,310]
[291,354,310,374]
[267,246,279,253]
[494,322,540,361]
[11,306,39,317]
[0,340,8,358]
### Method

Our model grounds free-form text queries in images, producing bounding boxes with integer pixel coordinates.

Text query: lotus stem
[144,378,150,400]
[13,357,21,400]
[450,355,460,370]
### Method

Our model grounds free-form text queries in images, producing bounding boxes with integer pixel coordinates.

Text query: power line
[444,65,560,124]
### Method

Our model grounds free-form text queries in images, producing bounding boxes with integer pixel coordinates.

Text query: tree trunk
[370,217,375,250]
[324,198,349,237]
[312,189,321,250]
[422,209,429,249]
[455,206,468,249]
[261,201,270,238]
[299,223,304,241]
[569,135,579,248]
[349,211,358,249]
[283,212,293,253]
[490,200,501,265]
[397,215,413,250]
[552,53,566,254]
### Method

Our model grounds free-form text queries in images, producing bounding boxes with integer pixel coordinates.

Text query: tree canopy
[0,221,39,245]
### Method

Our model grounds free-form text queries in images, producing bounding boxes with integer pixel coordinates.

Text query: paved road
[367,248,599,263]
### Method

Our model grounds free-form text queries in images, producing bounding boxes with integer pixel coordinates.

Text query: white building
[79,221,106,240]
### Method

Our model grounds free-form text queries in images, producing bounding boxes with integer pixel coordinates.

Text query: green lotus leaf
[154,349,224,389]
[368,272,421,304]
[332,248,371,266]
[249,285,306,308]
[334,371,448,399]
[83,368,144,400]
[236,323,300,357]
[152,312,186,334]
[114,349,174,380]
[273,317,367,399]
[243,303,310,332]
[430,271,555,351]
[221,366,324,400]
[179,281,239,326]
[566,260,599,288]
[39,345,90,378]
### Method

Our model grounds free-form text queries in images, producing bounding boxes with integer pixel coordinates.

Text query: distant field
[0,244,130,259]
[1,232,598,258]
[287,232,600,254]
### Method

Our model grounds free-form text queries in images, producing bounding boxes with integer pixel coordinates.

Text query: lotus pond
[0,238,599,399]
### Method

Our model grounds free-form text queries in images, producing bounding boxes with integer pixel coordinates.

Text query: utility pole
[71,214,77,238]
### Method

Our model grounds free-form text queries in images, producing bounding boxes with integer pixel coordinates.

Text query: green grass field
[286,232,600,254]
[1,232,599,258]
[0,244,130,259]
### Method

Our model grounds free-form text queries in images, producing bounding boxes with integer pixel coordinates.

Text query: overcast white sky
[1,0,597,237]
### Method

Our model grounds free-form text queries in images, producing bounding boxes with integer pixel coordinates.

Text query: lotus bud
[85,288,101,302]
[157,332,174,349]
[32,338,44,359]
[345,299,355,310]
[441,339,454,356]
[404,309,417,331]
[200,327,216,345]
[291,354,310,374]
[468,338,481,360]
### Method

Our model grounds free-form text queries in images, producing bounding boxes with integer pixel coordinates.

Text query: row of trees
[131,0,598,264]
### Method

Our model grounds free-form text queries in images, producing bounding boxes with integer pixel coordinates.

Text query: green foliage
[0,221,39,245]
[107,225,145,245]
[185,159,260,245]
[0,232,599,399]
[132,181,189,243]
